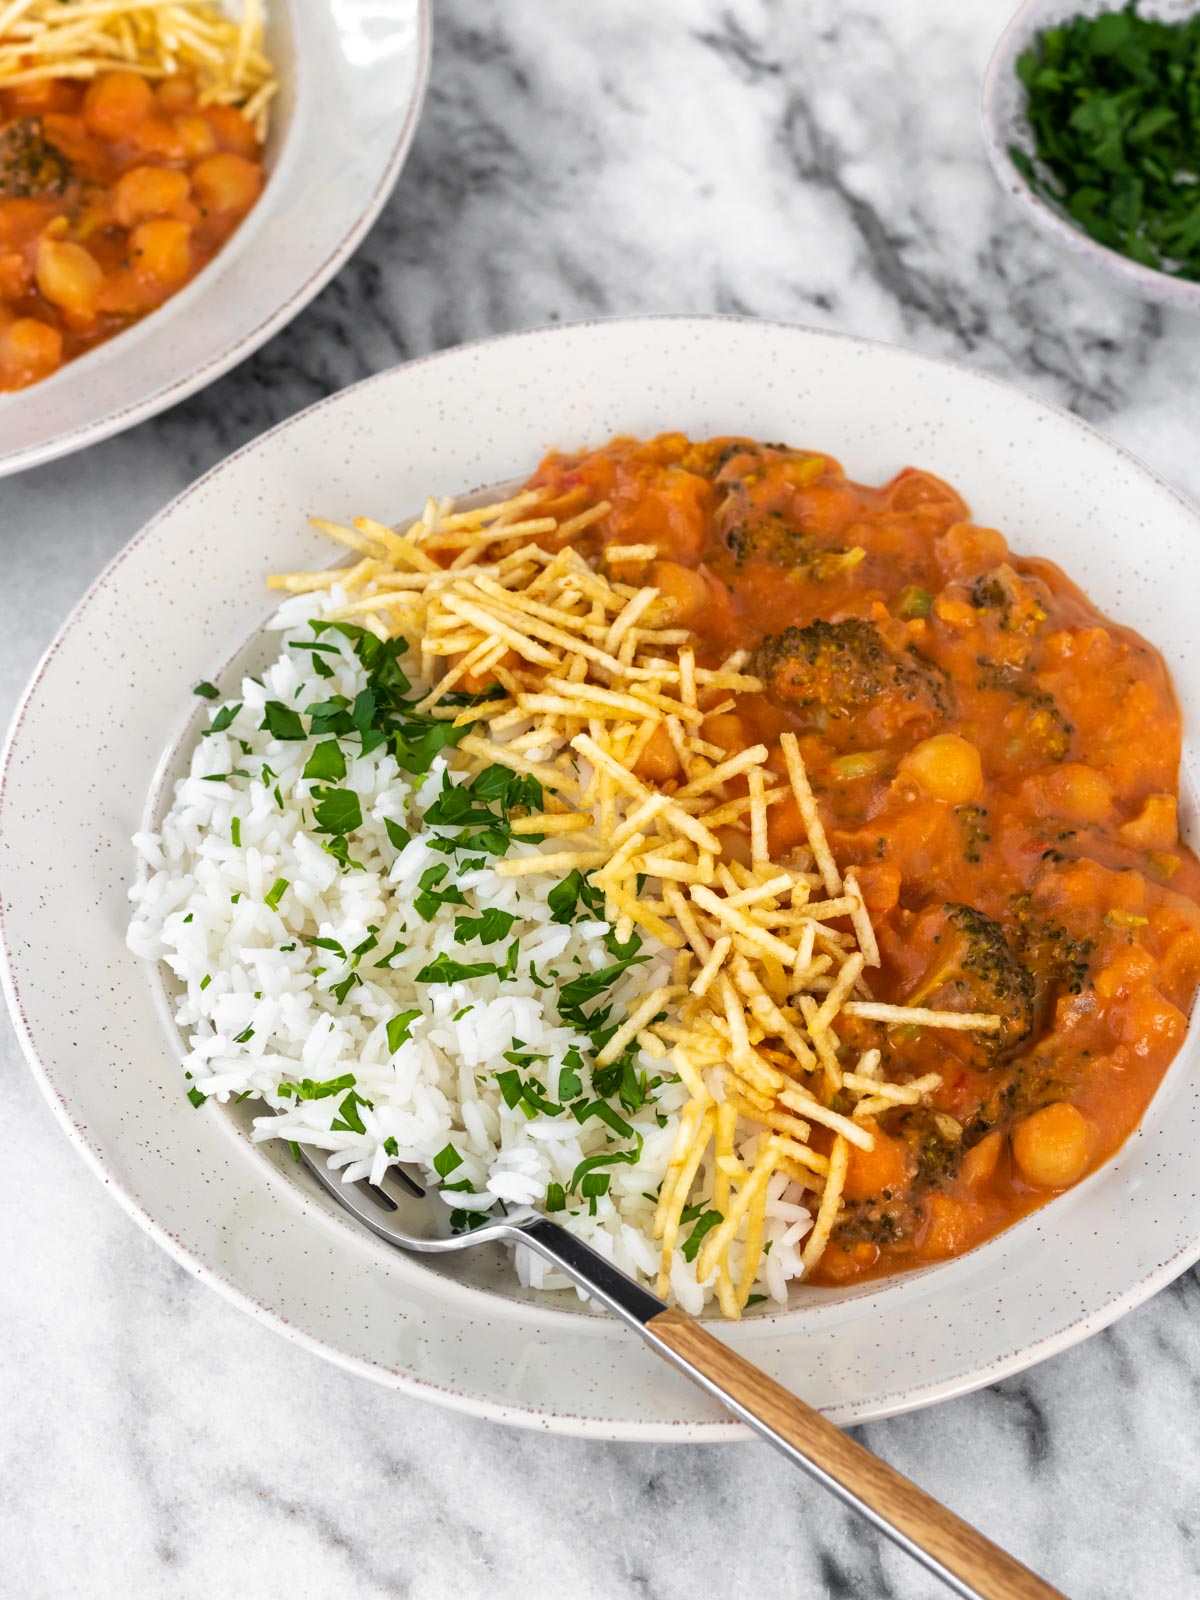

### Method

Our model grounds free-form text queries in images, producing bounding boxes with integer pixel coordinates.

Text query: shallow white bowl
[4,316,1200,1438]
[982,0,1200,310]
[0,0,431,478]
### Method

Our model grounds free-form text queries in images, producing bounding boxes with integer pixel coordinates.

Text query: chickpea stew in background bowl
[4,317,1200,1435]
[0,0,431,478]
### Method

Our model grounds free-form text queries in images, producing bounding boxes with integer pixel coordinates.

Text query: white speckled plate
[982,0,1200,310]
[0,0,431,479]
[4,316,1200,1438]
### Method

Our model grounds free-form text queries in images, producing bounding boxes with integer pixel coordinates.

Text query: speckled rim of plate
[3,314,1200,1441]
[981,0,1200,310]
[0,0,432,479]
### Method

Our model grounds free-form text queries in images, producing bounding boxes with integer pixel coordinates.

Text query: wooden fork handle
[644,1307,1068,1600]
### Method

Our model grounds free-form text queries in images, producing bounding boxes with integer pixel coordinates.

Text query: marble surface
[3,1,1200,1594]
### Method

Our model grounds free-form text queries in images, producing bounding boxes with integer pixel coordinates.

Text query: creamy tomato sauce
[0,69,264,390]
[528,433,1200,1285]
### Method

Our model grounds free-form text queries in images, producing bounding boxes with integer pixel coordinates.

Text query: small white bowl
[982,0,1200,309]
[0,0,431,478]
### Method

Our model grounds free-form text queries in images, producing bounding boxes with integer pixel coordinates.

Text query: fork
[296,1148,1067,1600]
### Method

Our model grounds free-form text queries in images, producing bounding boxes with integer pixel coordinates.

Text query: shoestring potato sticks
[0,0,277,136]
[272,491,1000,1318]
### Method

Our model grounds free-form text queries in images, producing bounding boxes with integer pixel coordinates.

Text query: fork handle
[643,1307,1065,1600]
[514,1217,1066,1600]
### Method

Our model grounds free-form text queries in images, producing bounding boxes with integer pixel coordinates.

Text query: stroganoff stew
[526,434,1200,1285]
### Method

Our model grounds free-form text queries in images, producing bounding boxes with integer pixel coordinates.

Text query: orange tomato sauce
[527,433,1200,1285]
[0,69,264,390]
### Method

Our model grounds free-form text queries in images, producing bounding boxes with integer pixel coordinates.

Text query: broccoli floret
[753,619,950,730]
[0,117,72,198]
[1010,889,1097,1002]
[904,902,1036,1067]
[969,564,1049,637]
[724,516,866,579]
[725,514,807,567]
[977,659,1073,764]
[955,804,991,864]
[904,1108,965,1188]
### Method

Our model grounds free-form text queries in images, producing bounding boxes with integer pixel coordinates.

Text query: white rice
[127,590,811,1307]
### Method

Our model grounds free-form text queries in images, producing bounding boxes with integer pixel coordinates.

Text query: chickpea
[1046,763,1113,824]
[898,732,983,805]
[173,114,218,160]
[83,70,155,138]
[205,105,261,158]
[702,711,748,756]
[130,219,192,289]
[0,250,30,300]
[114,166,191,228]
[35,239,102,326]
[1011,1103,1091,1189]
[937,520,1009,578]
[128,116,187,163]
[716,826,753,866]
[932,591,976,629]
[649,559,709,624]
[959,1128,1003,1188]
[1118,794,1178,851]
[155,75,197,113]
[0,317,62,386]
[192,152,263,215]
[633,724,681,784]
[842,1124,910,1202]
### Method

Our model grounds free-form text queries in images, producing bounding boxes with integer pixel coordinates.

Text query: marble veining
[3,1,1200,1595]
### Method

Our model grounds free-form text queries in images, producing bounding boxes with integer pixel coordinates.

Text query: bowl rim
[0,0,433,479]
[980,0,1200,307]
[6,312,1200,1439]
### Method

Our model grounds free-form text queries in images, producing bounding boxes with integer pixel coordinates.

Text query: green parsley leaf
[415,953,499,984]
[386,1009,421,1053]
[494,1069,524,1109]
[230,817,241,848]
[331,1088,372,1135]
[453,907,518,946]
[568,1141,642,1194]
[330,971,360,1005]
[414,862,469,921]
[545,1182,567,1212]
[558,950,648,1020]
[433,1143,463,1178]
[548,867,606,924]
[302,740,347,782]
[187,1086,207,1107]
[232,1025,254,1044]
[680,1209,723,1263]
[277,1073,356,1101]
[260,700,307,741]
[206,701,242,735]
[572,1099,635,1139]
[383,1136,399,1157]
[384,818,411,851]
[193,681,220,699]
[312,787,363,836]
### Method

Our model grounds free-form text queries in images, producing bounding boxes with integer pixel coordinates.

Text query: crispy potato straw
[277,488,1002,1315]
